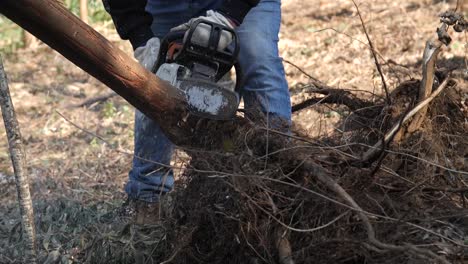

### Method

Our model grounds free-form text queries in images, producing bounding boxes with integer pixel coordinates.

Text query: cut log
[0,0,196,146]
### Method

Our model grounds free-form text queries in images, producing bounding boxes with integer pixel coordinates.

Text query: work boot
[119,194,174,225]
[134,200,161,225]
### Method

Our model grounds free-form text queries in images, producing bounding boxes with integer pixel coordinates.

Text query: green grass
[0,0,112,53]
[0,16,23,53]
[66,0,112,24]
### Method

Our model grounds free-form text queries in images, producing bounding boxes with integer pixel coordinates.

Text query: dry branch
[69,91,117,108]
[361,77,453,162]
[408,11,466,132]
[361,11,465,162]
[407,32,444,132]
[285,59,380,114]
[351,0,390,104]
[292,86,377,113]
[0,56,37,262]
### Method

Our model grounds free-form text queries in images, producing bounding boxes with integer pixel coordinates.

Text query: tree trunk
[0,56,37,263]
[80,0,88,24]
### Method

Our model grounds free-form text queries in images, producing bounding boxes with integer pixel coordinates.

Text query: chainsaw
[152,20,241,120]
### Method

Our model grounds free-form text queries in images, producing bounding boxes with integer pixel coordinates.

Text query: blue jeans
[126,0,291,202]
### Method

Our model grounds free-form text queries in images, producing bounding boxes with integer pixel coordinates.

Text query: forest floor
[0,0,466,263]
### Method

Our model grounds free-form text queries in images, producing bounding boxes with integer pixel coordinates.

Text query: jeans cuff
[125,181,172,203]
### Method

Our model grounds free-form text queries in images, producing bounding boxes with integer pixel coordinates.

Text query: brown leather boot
[119,194,174,225]
[134,200,161,225]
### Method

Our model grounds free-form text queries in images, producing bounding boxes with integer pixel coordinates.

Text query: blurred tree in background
[0,0,112,52]
[80,0,89,24]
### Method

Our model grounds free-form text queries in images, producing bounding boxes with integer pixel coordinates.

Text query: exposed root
[292,86,377,113]
[304,160,450,264]
[361,77,454,162]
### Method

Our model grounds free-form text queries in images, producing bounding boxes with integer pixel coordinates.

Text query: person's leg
[126,2,189,203]
[126,0,225,203]
[236,0,291,126]
[125,110,175,202]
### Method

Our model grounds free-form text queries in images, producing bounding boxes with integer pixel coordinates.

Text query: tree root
[360,77,454,162]
[302,160,450,264]
[292,87,378,113]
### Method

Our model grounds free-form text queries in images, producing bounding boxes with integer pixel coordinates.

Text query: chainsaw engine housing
[153,19,241,120]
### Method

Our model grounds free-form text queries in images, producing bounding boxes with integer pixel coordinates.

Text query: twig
[353,143,468,176]
[68,91,117,108]
[227,180,349,233]
[291,89,377,113]
[0,56,37,262]
[381,185,468,193]
[292,95,330,112]
[421,187,468,193]
[361,77,453,161]
[160,247,182,264]
[351,0,391,104]
[240,226,270,263]
[360,97,415,167]
[55,110,180,169]
[283,59,320,82]
[285,58,385,114]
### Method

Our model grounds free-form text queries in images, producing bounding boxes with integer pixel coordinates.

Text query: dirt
[0,0,467,263]
[284,0,466,137]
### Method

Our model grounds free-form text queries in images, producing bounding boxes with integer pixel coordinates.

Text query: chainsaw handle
[182,19,240,65]
[151,30,185,74]
[181,19,240,78]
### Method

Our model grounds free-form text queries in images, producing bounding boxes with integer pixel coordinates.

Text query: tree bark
[0,56,37,263]
[80,0,89,24]
[0,0,199,146]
